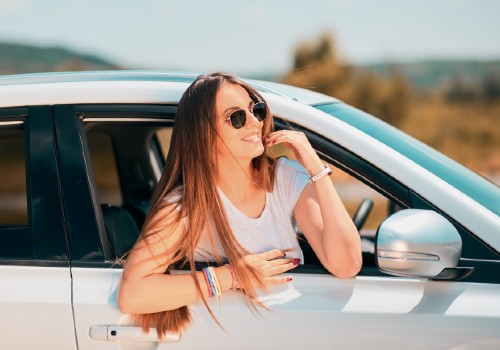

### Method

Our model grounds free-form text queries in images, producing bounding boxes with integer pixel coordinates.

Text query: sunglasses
[223,101,267,129]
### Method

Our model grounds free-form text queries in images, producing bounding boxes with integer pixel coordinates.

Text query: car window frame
[58,104,176,266]
[0,106,69,266]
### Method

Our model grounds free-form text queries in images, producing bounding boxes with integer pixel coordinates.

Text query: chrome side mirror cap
[376,209,466,279]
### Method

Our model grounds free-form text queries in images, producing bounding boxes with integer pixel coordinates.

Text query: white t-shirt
[165,158,310,262]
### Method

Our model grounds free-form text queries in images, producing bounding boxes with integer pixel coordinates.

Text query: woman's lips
[242,134,261,143]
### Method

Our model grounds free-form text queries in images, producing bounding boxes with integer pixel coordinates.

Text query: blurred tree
[378,68,413,126]
[283,32,353,102]
[282,32,412,127]
[443,75,479,102]
[482,73,500,102]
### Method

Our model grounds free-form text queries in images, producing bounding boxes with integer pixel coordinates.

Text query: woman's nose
[245,108,260,127]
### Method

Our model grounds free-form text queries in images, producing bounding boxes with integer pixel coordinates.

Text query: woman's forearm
[118,265,233,314]
[310,164,362,277]
[317,178,362,276]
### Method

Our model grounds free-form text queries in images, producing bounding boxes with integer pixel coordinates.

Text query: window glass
[329,167,389,233]
[87,131,122,206]
[156,127,173,161]
[0,123,28,226]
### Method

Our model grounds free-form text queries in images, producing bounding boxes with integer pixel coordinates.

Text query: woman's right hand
[241,249,300,286]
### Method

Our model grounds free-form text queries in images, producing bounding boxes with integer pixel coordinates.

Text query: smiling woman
[117,72,361,337]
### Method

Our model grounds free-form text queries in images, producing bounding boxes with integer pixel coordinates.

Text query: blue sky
[1,0,499,76]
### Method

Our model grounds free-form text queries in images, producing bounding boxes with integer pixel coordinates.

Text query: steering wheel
[352,198,374,231]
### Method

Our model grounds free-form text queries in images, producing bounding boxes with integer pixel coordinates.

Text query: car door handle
[89,325,181,343]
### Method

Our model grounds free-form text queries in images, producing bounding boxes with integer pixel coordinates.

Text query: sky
[1,0,500,76]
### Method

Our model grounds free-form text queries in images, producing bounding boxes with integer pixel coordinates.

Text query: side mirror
[375,209,472,280]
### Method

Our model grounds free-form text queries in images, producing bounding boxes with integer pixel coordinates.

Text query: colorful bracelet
[202,266,221,297]
[208,266,222,296]
[201,267,213,297]
[202,267,215,297]
[202,264,238,297]
[208,267,219,297]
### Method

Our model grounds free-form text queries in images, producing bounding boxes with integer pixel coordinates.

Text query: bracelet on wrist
[202,266,221,297]
[224,263,238,289]
[308,164,332,183]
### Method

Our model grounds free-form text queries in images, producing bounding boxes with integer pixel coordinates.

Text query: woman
[118,72,361,337]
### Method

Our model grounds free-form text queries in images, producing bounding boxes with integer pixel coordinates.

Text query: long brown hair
[132,73,277,337]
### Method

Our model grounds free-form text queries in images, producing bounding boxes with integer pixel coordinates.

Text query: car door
[0,106,76,350]
[56,103,500,350]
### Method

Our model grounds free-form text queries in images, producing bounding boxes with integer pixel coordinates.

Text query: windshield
[315,102,500,216]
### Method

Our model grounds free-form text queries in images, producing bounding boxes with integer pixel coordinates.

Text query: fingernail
[293,258,300,266]
[286,277,293,282]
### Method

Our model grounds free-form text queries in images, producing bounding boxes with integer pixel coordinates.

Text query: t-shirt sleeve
[163,186,183,211]
[163,186,189,228]
[276,157,310,215]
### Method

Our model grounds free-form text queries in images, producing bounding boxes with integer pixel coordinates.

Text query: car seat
[100,204,140,258]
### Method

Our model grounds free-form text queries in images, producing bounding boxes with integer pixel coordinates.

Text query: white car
[0,71,499,350]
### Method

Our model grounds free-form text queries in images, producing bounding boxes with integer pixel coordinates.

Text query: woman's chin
[251,144,265,157]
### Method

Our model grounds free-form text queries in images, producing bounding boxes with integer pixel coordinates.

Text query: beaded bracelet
[224,263,238,289]
[201,267,213,297]
[202,266,221,297]
[208,266,222,296]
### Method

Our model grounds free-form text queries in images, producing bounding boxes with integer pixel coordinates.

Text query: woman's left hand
[265,130,324,175]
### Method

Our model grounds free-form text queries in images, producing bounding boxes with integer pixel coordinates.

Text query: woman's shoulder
[272,157,310,212]
[163,186,183,207]
[276,157,308,174]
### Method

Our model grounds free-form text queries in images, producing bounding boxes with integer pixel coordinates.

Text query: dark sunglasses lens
[253,102,267,121]
[230,109,246,129]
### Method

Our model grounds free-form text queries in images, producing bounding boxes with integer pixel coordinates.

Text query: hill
[0,42,120,74]
[362,59,500,89]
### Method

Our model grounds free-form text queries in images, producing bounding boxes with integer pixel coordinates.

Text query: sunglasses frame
[223,101,267,129]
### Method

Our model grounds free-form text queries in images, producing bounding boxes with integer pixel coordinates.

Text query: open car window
[82,110,407,271]
[268,134,399,272]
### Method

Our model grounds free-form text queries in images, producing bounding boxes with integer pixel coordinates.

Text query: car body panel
[0,266,77,349]
[72,268,500,350]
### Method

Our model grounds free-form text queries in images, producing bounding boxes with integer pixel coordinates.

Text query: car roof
[0,70,339,106]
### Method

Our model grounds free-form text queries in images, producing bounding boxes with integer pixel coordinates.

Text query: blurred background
[1,0,499,191]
